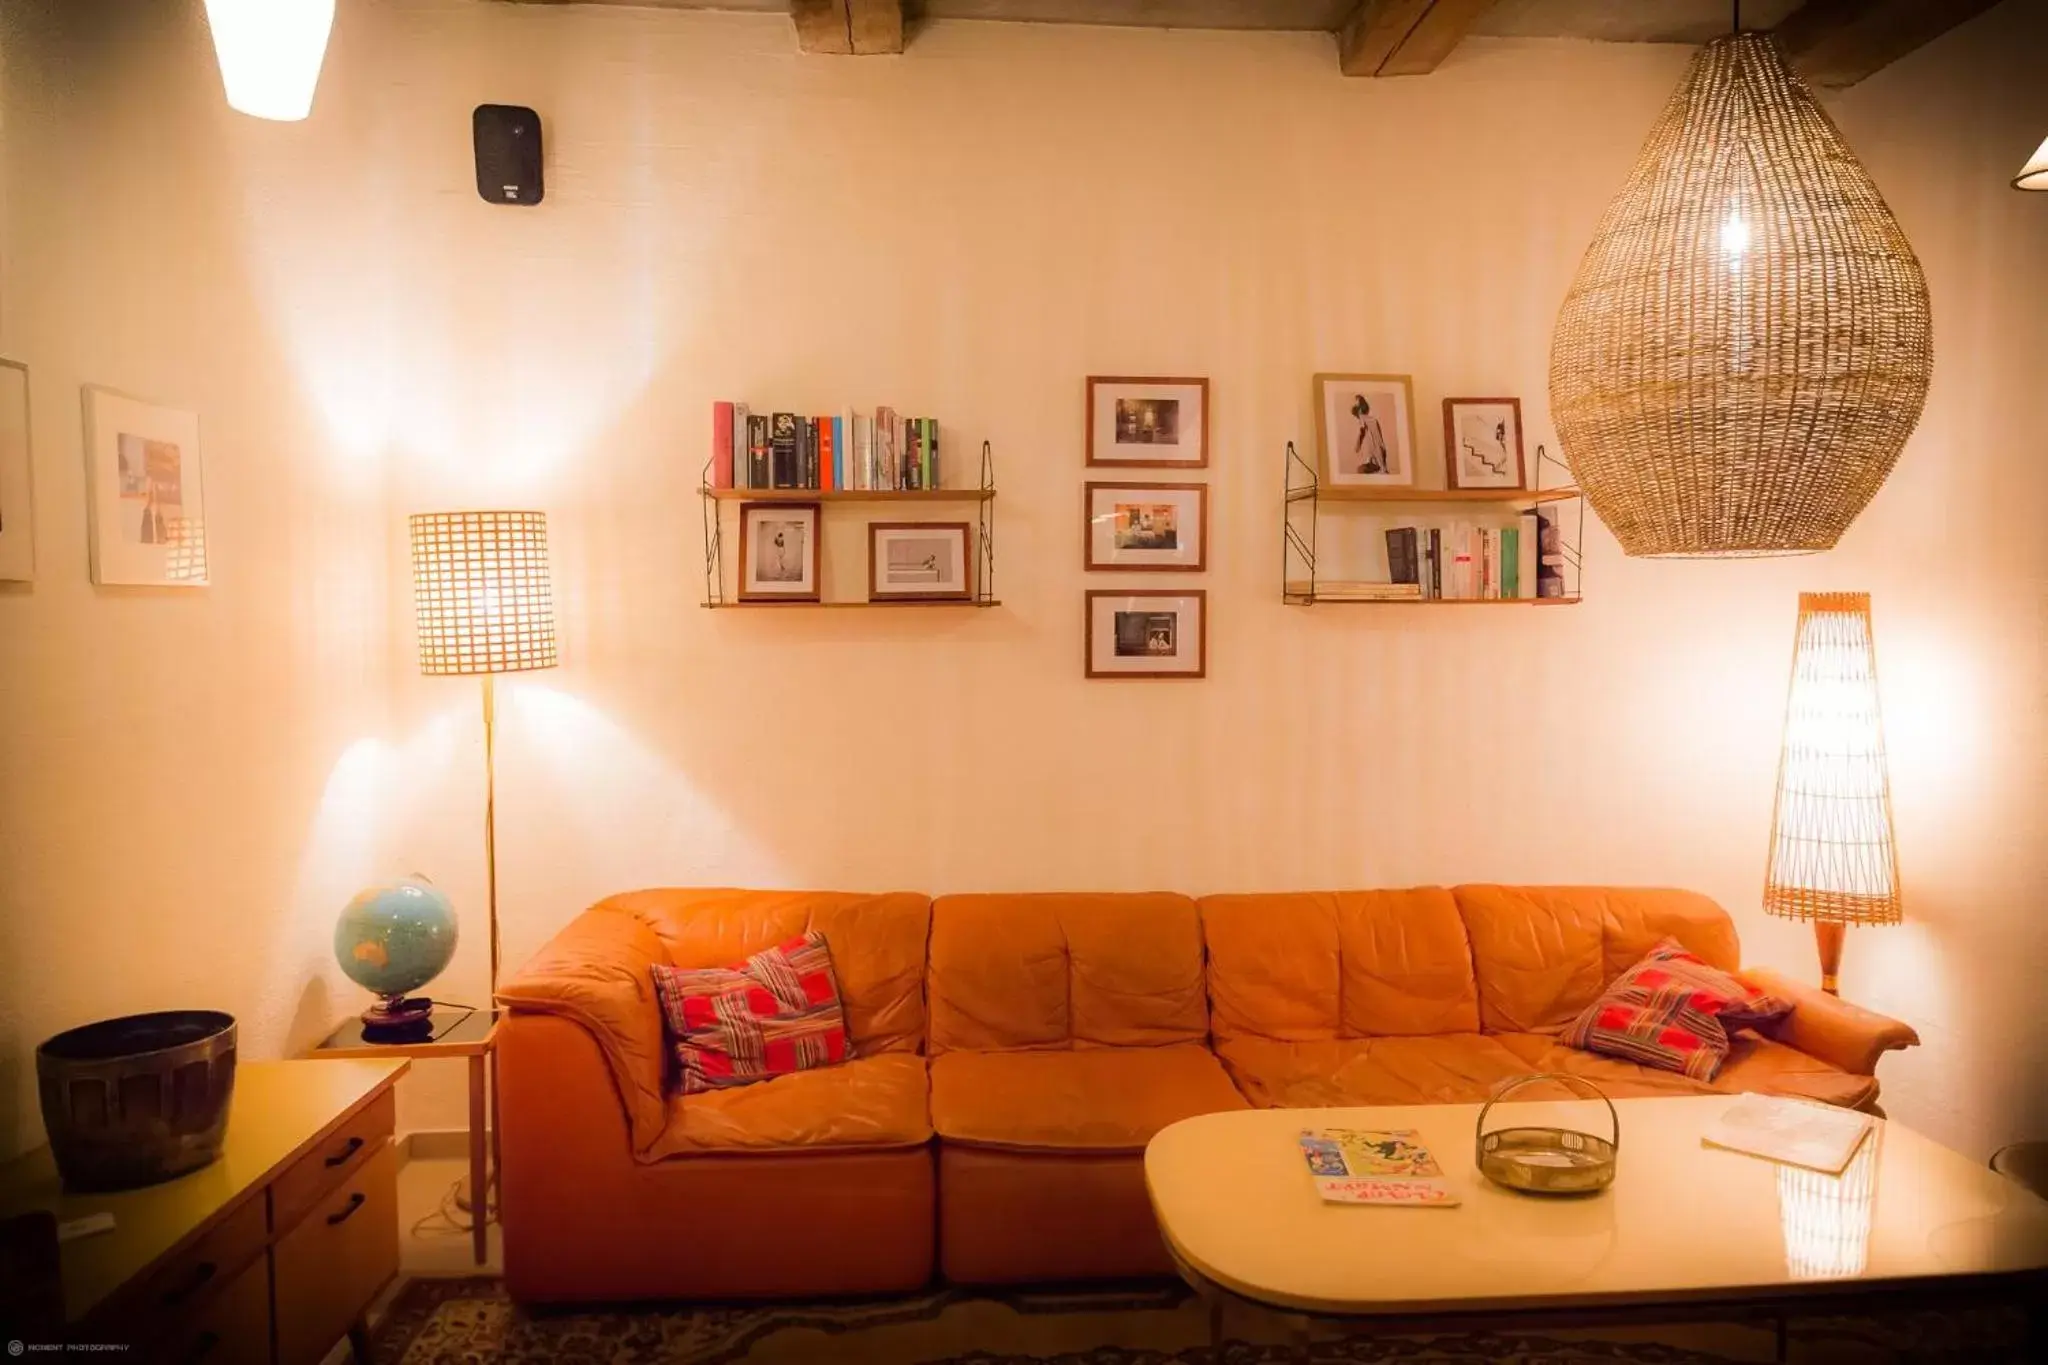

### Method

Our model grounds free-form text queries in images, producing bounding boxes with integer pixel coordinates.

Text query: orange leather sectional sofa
[495,885,1918,1303]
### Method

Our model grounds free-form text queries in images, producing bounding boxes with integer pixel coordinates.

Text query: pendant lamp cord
[1732,0,1741,34]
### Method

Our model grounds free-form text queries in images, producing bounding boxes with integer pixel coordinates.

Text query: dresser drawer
[152,1253,271,1365]
[100,1192,267,1344]
[273,1139,398,1365]
[270,1086,394,1234]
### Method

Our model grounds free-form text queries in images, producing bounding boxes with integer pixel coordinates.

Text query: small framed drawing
[82,385,208,587]
[1443,397,1525,490]
[0,359,32,582]
[1086,589,1206,680]
[1086,376,1208,469]
[738,501,821,602]
[1085,481,1206,572]
[1313,373,1416,489]
[869,521,972,603]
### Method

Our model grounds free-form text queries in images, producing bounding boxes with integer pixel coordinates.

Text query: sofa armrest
[1739,965,1920,1076]
[498,901,670,1153]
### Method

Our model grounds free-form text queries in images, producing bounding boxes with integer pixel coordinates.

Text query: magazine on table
[1702,1093,1875,1175]
[1298,1128,1461,1206]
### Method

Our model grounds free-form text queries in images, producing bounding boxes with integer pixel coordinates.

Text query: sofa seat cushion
[929,1045,1246,1153]
[647,1052,931,1159]
[1715,1035,1879,1109]
[1492,1033,1726,1099]
[1214,1035,1534,1109]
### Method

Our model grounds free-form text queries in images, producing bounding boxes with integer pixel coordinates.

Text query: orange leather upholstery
[1452,885,1741,1033]
[930,1044,1246,1151]
[499,883,1916,1301]
[925,893,1245,1282]
[497,1010,934,1301]
[497,889,935,1300]
[938,1145,1172,1283]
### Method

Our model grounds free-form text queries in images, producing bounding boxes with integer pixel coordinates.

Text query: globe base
[361,993,435,1039]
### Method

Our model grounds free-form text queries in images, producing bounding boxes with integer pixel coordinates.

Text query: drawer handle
[161,1259,216,1308]
[324,1135,365,1168]
[327,1192,367,1226]
[182,1330,222,1365]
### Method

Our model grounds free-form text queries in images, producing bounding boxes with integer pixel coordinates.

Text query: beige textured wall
[3,0,2043,1157]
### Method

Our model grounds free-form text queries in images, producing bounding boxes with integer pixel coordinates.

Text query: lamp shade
[203,0,335,122]
[1550,34,1932,557]
[409,511,558,677]
[1763,593,1900,927]
[2017,134,2048,191]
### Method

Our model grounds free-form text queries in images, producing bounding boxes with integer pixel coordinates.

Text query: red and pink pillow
[1560,938,1794,1081]
[651,933,854,1094]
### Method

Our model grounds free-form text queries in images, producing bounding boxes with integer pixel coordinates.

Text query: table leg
[1286,1316,1311,1363]
[468,1052,487,1266]
[489,1044,502,1218]
[1207,1293,1224,1354]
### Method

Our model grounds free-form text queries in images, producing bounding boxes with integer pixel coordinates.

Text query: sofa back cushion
[928,893,1206,1052]
[1453,886,1740,1034]
[1198,890,1480,1041]
[608,888,930,1054]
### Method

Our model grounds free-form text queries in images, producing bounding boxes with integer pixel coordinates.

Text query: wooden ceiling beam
[791,1,905,55]
[1772,0,1998,91]
[1338,0,1497,78]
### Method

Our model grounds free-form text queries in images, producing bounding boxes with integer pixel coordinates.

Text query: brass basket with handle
[1475,1073,1619,1195]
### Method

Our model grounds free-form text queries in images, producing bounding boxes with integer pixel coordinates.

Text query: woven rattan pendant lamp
[1550,12,1932,557]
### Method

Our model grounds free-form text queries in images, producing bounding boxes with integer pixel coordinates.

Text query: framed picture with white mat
[82,386,208,587]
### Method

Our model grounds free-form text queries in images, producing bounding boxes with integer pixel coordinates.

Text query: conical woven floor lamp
[1763,592,1900,993]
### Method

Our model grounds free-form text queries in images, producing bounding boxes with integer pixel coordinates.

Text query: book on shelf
[1536,504,1567,598]
[1702,1094,1874,1175]
[710,401,734,489]
[1299,1128,1460,1207]
[1518,509,1539,599]
[747,413,770,489]
[769,413,797,489]
[732,402,752,489]
[1500,526,1519,599]
[817,416,836,492]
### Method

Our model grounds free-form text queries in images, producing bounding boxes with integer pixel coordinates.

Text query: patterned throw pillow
[1560,938,1795,1081]
[651,933,855,1094]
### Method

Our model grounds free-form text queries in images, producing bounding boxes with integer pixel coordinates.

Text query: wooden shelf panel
[704,599,1003,609]
[702,488,995,503]
[1284,593,1583,607]
[1307,486,1580,506]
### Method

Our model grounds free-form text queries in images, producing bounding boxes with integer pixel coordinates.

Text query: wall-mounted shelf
[702,488,996,503]
[699,441,998,608]
[703,599,1004,610]
[1282,441,1585,605]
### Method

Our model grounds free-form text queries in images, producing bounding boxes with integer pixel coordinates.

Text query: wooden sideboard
[0,1058,408,1363]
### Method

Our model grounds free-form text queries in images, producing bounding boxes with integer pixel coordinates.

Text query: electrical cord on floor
[409,1172,498,1240]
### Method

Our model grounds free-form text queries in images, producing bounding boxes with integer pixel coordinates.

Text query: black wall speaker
[473,104,543,206]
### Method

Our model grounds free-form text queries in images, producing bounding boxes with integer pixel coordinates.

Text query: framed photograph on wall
[738,501,820,602]
[1085,481,1207,572]
[868,521,972,602]
[0,359,32,582]
[1086,376,1208,469]
[1086,589,1206,679]
[1314,373,1416,489]
[1443,397,1525,490]
[82,385,208,587]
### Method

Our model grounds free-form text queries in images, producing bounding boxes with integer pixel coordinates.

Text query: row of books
[709,403,942,492]
[1382,508,1568,600]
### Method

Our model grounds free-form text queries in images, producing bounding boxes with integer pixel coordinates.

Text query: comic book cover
[1298,1128,1461,1206]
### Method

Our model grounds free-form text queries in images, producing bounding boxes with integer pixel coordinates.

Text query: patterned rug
[367,1277,2031,1364]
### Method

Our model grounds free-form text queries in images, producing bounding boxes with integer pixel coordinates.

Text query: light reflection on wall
[1778,1125,1881,1279]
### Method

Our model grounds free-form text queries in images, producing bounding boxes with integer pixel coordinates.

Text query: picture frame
[1313,373,1416,489]
[82,385,208,587]
[0,359,32,582]
[868,521,973,602]
[1085,589,1206,680]
[738,501,821,602]
[1084,482,1207,573]
[1443,397,1526,490]
[1086,376,1209,469]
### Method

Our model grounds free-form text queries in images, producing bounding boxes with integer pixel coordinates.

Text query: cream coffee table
[1146,1094,2048,1345]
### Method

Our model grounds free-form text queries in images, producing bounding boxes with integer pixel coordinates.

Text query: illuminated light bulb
[203,0,336,122]
[1721,212,1752,259]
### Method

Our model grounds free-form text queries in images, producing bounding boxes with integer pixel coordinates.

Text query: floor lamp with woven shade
[1550,23,1932,557]
[408,511,558,1009]
[1763,593,1901,995]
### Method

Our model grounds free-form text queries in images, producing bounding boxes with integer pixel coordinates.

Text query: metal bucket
[36,1011,237,1191]
[1475,1073,1619,1196]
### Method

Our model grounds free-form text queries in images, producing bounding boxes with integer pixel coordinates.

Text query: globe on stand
[335,877,459,1039]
